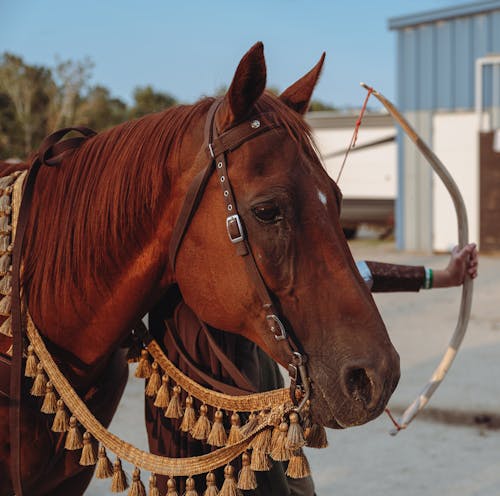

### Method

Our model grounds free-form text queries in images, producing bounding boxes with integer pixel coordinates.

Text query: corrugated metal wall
[390,1,500,251]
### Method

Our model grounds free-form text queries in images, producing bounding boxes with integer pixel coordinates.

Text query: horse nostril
[344,367,373,407]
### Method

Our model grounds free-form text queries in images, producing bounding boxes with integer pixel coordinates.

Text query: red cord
[385,407,404,432]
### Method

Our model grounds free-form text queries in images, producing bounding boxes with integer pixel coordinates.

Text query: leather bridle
[168,99,311,410]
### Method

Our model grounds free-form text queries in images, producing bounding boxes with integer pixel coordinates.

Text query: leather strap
[9,127,95,496]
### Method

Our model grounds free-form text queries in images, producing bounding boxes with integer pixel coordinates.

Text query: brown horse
[0,42,399,495]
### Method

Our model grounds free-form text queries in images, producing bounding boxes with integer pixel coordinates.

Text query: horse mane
[21,92,322,318]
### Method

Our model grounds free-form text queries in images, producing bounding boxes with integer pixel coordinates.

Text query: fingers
[450,243,478,280]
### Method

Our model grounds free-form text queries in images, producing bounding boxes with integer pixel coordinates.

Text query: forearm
[357,261,425,292]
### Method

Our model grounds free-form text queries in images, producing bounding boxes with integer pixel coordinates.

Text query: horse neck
[23,107,208,381]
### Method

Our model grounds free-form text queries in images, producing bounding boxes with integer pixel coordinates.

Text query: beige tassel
[207,409,227,447]
[31,363,47,396]
[270,422,292,461]
[0,273,11,295]
[185,476,199,496]
[239,412,258,437]
[6,344,12,356]
[286,412,305,450]
[153,374,170,408]
[111,458,129,492]
[165,385,183,419]
[237,452,257,490]
[250,448,271,472]
[180,395,196,432]
[250,427,272,453]
[0,294,11,316]
[127,467,146,496]
[0,316,12,336]
[0,252,10,273]
[51,399,70,432]
[65,416,83,450]
[79,431,97,465]
[190,404,211,441]
[24,345,38,378]
[203,472,219,496]
[219,464,239,496]
[166,476,178,495]
[135,349,152,379]
[145,362,161,397]
[286,449,311,479]
[40,381,57,414]
[95,446,114,479]
[227,412,242,445]
[305,423,328,449]
[148,474,160,496]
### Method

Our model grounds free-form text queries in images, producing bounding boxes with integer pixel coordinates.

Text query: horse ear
[279,53,326,115]
[217,42,267,130]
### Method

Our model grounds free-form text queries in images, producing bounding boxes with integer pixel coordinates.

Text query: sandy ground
[86,240,500,496]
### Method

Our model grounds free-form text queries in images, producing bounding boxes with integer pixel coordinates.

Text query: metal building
[389,0,500,252]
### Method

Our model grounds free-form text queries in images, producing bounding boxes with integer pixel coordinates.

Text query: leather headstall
[168,99,311,410]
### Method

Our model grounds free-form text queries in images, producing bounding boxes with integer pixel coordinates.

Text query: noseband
[168,99,311,410]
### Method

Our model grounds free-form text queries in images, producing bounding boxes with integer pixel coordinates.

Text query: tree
[308,99,337,112]
[129,85,177,118]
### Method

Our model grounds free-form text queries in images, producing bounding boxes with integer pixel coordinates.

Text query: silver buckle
[266,314,287,341]
[226,214,245,243]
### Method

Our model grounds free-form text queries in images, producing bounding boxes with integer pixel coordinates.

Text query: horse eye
[252,203,282,224]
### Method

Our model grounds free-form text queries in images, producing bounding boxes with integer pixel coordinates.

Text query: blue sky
[1,0,465,108]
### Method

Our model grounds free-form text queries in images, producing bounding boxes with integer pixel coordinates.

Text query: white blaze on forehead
[318,189,327,206]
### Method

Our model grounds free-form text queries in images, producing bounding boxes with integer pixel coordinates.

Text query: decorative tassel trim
[128,467,146,496]
[51,399,70,432]
[219,464,239,496]
[250,427,272,453]
[148,474,160,496]
[0,273,11,295]
[227,412,242,445]
[0,316,12,337]
[180,395,196,432]
[305,423,328,449]
[111,458,129,492]
[0,294,11,316]
[40,381,58,414]
[250,448,271,472]
[239,412,259,438]
[237,452,257,490]
[153,374,170,408]
[5,344,12,356]
[79,431,98,465]
[145,362,161,397]
[207,409,227,447]
[0,219,11,237]
[270,422,292,461]
[24,344,38,378]
[286,449,311,479]
[203,472,219,496]
[190,404,211,440]
[166,476,179,495]
[286,412,306,450]
[0,234,9,253]
[95,446,114,479]
[31,362,47,396]
[65,416,84,450]
[185,476,199,496]
[135,349,152,379]
[165,385,183,419]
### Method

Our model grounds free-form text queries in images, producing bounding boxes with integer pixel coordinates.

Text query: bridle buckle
[266,314,287,341]
[226,214,245,244]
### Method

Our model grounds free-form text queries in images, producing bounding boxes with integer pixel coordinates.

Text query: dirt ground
[86,240,500,496]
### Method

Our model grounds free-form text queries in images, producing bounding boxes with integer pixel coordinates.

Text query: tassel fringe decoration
[306,423,328,449]
[0,273,11,295]
[166,477,179,495]
[203,472,219,496]
[30,362,47,396]
[96,446,114,479]
[0,294,11,316]
[286,449,311,479]
[148,474,160,496]
[270,422,292,461]
[237,452,257,490]
[286,412,306,450]
[180,395,196,432]
[40,381,58,414]
[0,253,11,274]
[250,448,271,472]
[190,404,211,440]
[51,399,70,432]
[128,467,146,496]
[185,476,199,496]
[111,458,129,492]
[219,464,239,496]
[24,345,38,377]
[207,409,227,447]
[135,349,152,379]
[153,375,170,408]
[239,412,259,438]
[0,316,12,337]
[250,427,272,453]
[165,385,183,419]
[80,431,98,465]
[227,412,242,445]
[145,362,161,397]
[65,416,84,450]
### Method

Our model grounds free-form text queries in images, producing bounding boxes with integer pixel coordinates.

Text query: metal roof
[388,0,500,30]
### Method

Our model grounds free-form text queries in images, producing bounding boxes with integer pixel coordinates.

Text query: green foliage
[308,99,337,112]
[129,85,177,119]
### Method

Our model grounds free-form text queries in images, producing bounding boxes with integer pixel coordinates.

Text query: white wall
[432,112,480,251]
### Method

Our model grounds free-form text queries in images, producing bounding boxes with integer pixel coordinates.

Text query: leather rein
[168,99,311,409]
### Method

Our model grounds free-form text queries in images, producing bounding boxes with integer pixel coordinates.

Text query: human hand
[433,243,478,288]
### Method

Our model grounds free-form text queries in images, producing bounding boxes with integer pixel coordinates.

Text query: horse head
[173,43,400,429]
